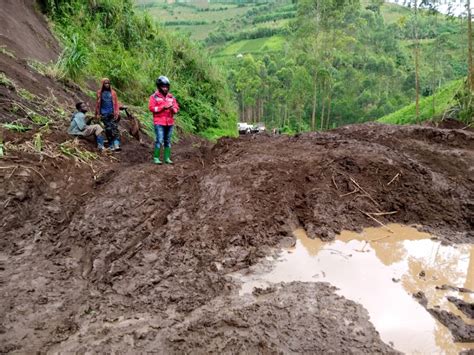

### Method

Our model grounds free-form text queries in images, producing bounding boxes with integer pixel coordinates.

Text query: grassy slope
[215,35,286,56]
[211,1,409,56]
[137,0,465,127]
[137,2,257,40]
[378,80,463,124]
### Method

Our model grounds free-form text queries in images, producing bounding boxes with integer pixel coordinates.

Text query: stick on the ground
[387,172,400,186]
[363,211,398,216]
[349,177,380,207]
[339,188,359,197]
[357,208,393,233]
[332,174,339,190]
[7,165,18,179]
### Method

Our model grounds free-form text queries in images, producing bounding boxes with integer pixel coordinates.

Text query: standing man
[95,78,121,151]
[68,102,105,151]
[148,76,179,164]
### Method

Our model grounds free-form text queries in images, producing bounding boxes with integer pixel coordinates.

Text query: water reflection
[237,224,474,354]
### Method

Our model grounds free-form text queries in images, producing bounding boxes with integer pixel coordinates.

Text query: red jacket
[148,91,179,126]
[95,78,120,119]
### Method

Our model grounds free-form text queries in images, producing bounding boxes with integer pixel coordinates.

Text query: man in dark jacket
[95,78,121,151]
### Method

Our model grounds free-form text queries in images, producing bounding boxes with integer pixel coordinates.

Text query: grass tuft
[1,123,32,132]
[0,72,15,88]
[0,45,16,59]
[59,139,98,162]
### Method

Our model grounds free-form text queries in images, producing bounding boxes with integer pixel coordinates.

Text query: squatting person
[68,102,105,151]
[148,75,179,164]
[95,78,121,151]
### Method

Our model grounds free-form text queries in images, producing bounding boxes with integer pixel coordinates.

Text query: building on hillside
[385,0,468,16]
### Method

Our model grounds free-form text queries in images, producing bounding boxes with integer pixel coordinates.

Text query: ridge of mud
[1,123,473,352]
[414,292,474,342]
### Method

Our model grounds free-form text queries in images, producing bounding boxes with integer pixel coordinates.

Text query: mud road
[1,123,473,353]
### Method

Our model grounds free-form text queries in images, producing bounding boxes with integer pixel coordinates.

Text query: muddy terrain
[1,1,473,352]
[1,122,473,353]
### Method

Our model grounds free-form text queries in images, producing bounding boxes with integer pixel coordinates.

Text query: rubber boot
[153,147,162,164]
[96,135,105,152]
[164,147,173,164]
[113,138,121,152]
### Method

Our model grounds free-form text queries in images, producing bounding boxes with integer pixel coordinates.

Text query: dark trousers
[102,114,120,144]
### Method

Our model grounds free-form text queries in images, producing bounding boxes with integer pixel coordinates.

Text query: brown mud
[1,1,474,352]
[415,292,474,343]
[1,122,473,352]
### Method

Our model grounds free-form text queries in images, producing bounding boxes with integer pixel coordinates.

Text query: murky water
[237,224,474,354]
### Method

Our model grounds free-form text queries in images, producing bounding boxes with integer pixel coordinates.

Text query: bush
[43,0,238,138]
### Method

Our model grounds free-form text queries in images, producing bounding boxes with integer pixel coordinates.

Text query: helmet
[156,75,170,87]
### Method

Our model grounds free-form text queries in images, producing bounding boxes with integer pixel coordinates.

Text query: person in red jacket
[95,78,121,151]
[148,76,179,164]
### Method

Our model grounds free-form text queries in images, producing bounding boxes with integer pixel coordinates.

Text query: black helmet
[156,75,170,87]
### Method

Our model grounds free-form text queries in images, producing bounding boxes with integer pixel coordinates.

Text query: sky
[386,0,468,16]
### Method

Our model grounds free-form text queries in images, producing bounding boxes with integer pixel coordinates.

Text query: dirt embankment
[0,0,99,127]
[1,122,472,352]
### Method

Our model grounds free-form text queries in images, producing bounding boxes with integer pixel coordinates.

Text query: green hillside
[216,35,286,56]
[378,80,464,125]
[135,0,468,131]
[40,0,237,139]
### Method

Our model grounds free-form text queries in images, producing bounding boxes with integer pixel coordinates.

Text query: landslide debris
[1,123,473,352]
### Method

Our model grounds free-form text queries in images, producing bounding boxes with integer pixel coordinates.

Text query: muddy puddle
[236,224,474,354]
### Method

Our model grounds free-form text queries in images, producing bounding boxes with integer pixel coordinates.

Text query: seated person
[68,102,105,151]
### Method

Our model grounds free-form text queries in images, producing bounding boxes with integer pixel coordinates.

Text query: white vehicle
[252,123,266,133]
[238,122,253,134]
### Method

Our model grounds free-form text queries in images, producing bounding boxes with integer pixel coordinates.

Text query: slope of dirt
[0,0,98,126]
[0,0,59,63]
[1,123,472,352]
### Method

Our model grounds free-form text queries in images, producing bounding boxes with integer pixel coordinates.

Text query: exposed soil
[1,1,473,352]
[1,122,473,352]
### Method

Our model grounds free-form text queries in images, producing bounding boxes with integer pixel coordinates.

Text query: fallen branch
[339,188,359,197]
[387,172,400,186]
[349,176,380,208]
[332,174,339,190]
[363,211,398,216]
[357,208,393,233]
[7,165,18,179]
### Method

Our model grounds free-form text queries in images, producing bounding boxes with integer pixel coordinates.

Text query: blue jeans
[154,125,173,149]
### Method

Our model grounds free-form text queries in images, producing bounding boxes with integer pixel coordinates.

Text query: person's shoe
[96,136,105,152]
[164,147,173,164]
[153,147,162,164]
[113,139,121,151]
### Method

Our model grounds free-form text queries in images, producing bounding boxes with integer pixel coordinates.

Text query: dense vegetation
[223,0,468,130]
[138,0,470,131]
[378,79,464,124]
[38,0,237,139]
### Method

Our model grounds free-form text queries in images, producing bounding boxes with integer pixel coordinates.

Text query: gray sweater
[68,111,87,135]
